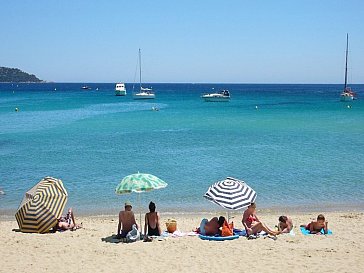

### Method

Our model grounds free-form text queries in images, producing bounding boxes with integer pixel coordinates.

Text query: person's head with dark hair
[279,216,288,223]
[248,202,256,209]
[278,215,293,233]
[317,214,325,222]
[149,201,156,213]
[218,216,226,227]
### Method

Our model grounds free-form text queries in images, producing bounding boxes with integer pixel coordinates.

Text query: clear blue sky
[1,0,363,83]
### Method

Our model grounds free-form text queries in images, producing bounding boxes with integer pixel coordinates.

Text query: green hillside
[0,67,42,82]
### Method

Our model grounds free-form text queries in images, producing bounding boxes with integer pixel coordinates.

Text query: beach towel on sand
[300,227,332,235]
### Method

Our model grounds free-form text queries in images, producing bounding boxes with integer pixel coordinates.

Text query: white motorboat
[133,49,155,100]
[201,90,230,102]
[81,85,91,90]
[115,83,127,96]
[340,34,357,101]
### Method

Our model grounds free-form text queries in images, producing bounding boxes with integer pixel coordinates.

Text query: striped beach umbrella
[15,176,68,233]
[204,177,257,210]
[115,173,167,194]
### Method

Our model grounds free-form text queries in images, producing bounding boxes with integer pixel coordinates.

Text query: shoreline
[2,206,363,221]
[1,202,363,219]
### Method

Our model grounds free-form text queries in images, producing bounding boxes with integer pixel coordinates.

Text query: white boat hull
[133,92,155,99]
[340,95,354,101]
[115,90,127,96]
[203,97,230,102]
[340,93,354,101]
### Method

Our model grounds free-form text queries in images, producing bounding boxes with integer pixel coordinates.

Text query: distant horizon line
[3,81,364,85]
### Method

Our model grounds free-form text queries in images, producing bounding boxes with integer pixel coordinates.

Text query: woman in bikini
[242,203,280,236]
[144,201,161,239]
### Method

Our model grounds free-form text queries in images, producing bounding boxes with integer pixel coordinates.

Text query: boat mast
[139,48,142,91]
[344,33,349,90]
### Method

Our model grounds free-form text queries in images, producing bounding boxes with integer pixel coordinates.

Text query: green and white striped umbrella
[115,173,168,194]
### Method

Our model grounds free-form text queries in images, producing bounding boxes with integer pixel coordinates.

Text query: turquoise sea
[0,83,363,215]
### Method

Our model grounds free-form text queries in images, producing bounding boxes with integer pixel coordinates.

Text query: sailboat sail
[340,34,356,101]
[133,49,155,100]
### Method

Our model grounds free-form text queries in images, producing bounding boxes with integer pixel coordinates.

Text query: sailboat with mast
[133,49,155,100]
[340,34,356,101]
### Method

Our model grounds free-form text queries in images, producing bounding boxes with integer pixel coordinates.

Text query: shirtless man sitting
[301,214,328,234]
[278,215,293,233]
[117,201,138,238]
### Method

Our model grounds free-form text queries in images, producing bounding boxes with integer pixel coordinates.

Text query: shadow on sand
[101,234,125,244]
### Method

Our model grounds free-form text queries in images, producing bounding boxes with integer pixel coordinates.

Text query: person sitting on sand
[301,214,328,234]
[144,201,161,238]
[277,215,293,233]
[57,208,82,231]
[242,203,280,236]
[117,201,138,239]
[199,216,225,236]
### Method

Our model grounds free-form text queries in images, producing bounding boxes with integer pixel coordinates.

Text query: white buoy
[15,107,19,112]
[255,105,259,109]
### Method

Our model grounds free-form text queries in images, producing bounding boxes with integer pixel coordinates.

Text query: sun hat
[125,201,132,207]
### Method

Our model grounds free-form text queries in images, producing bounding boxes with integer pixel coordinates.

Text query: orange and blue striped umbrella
[15,177,68,233]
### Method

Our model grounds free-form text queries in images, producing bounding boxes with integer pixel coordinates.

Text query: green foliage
[0,67,42,82]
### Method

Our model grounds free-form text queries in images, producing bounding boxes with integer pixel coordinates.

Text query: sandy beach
[1,210,363,273]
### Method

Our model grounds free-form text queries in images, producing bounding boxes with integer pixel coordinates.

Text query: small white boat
[340,34,357,101]
[201,90,230,102]
[81,85,91,90]
[115,83,127,96]
[133,49,155,100]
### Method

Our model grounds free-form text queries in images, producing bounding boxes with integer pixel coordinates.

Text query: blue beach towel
[199,234,239,241]
[233,228,247,237]
[300,226,332,235]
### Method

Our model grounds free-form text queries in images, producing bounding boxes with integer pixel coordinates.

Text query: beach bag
[221,220,233,237]
[126,224,140,243]
[166,219,177,233]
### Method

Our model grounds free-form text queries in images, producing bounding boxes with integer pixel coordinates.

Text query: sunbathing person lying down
[301,214,328,234]
[199,216,225,236]
[57,208,82,231]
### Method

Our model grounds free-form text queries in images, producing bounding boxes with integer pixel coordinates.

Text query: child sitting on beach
[301,214,328,234]
[277,215,293,233]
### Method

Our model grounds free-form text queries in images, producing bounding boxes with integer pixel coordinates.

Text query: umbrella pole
[138,193,142,234]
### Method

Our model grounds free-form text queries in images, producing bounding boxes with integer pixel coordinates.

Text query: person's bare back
[119,211,136,232]
[117,201,137,238]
